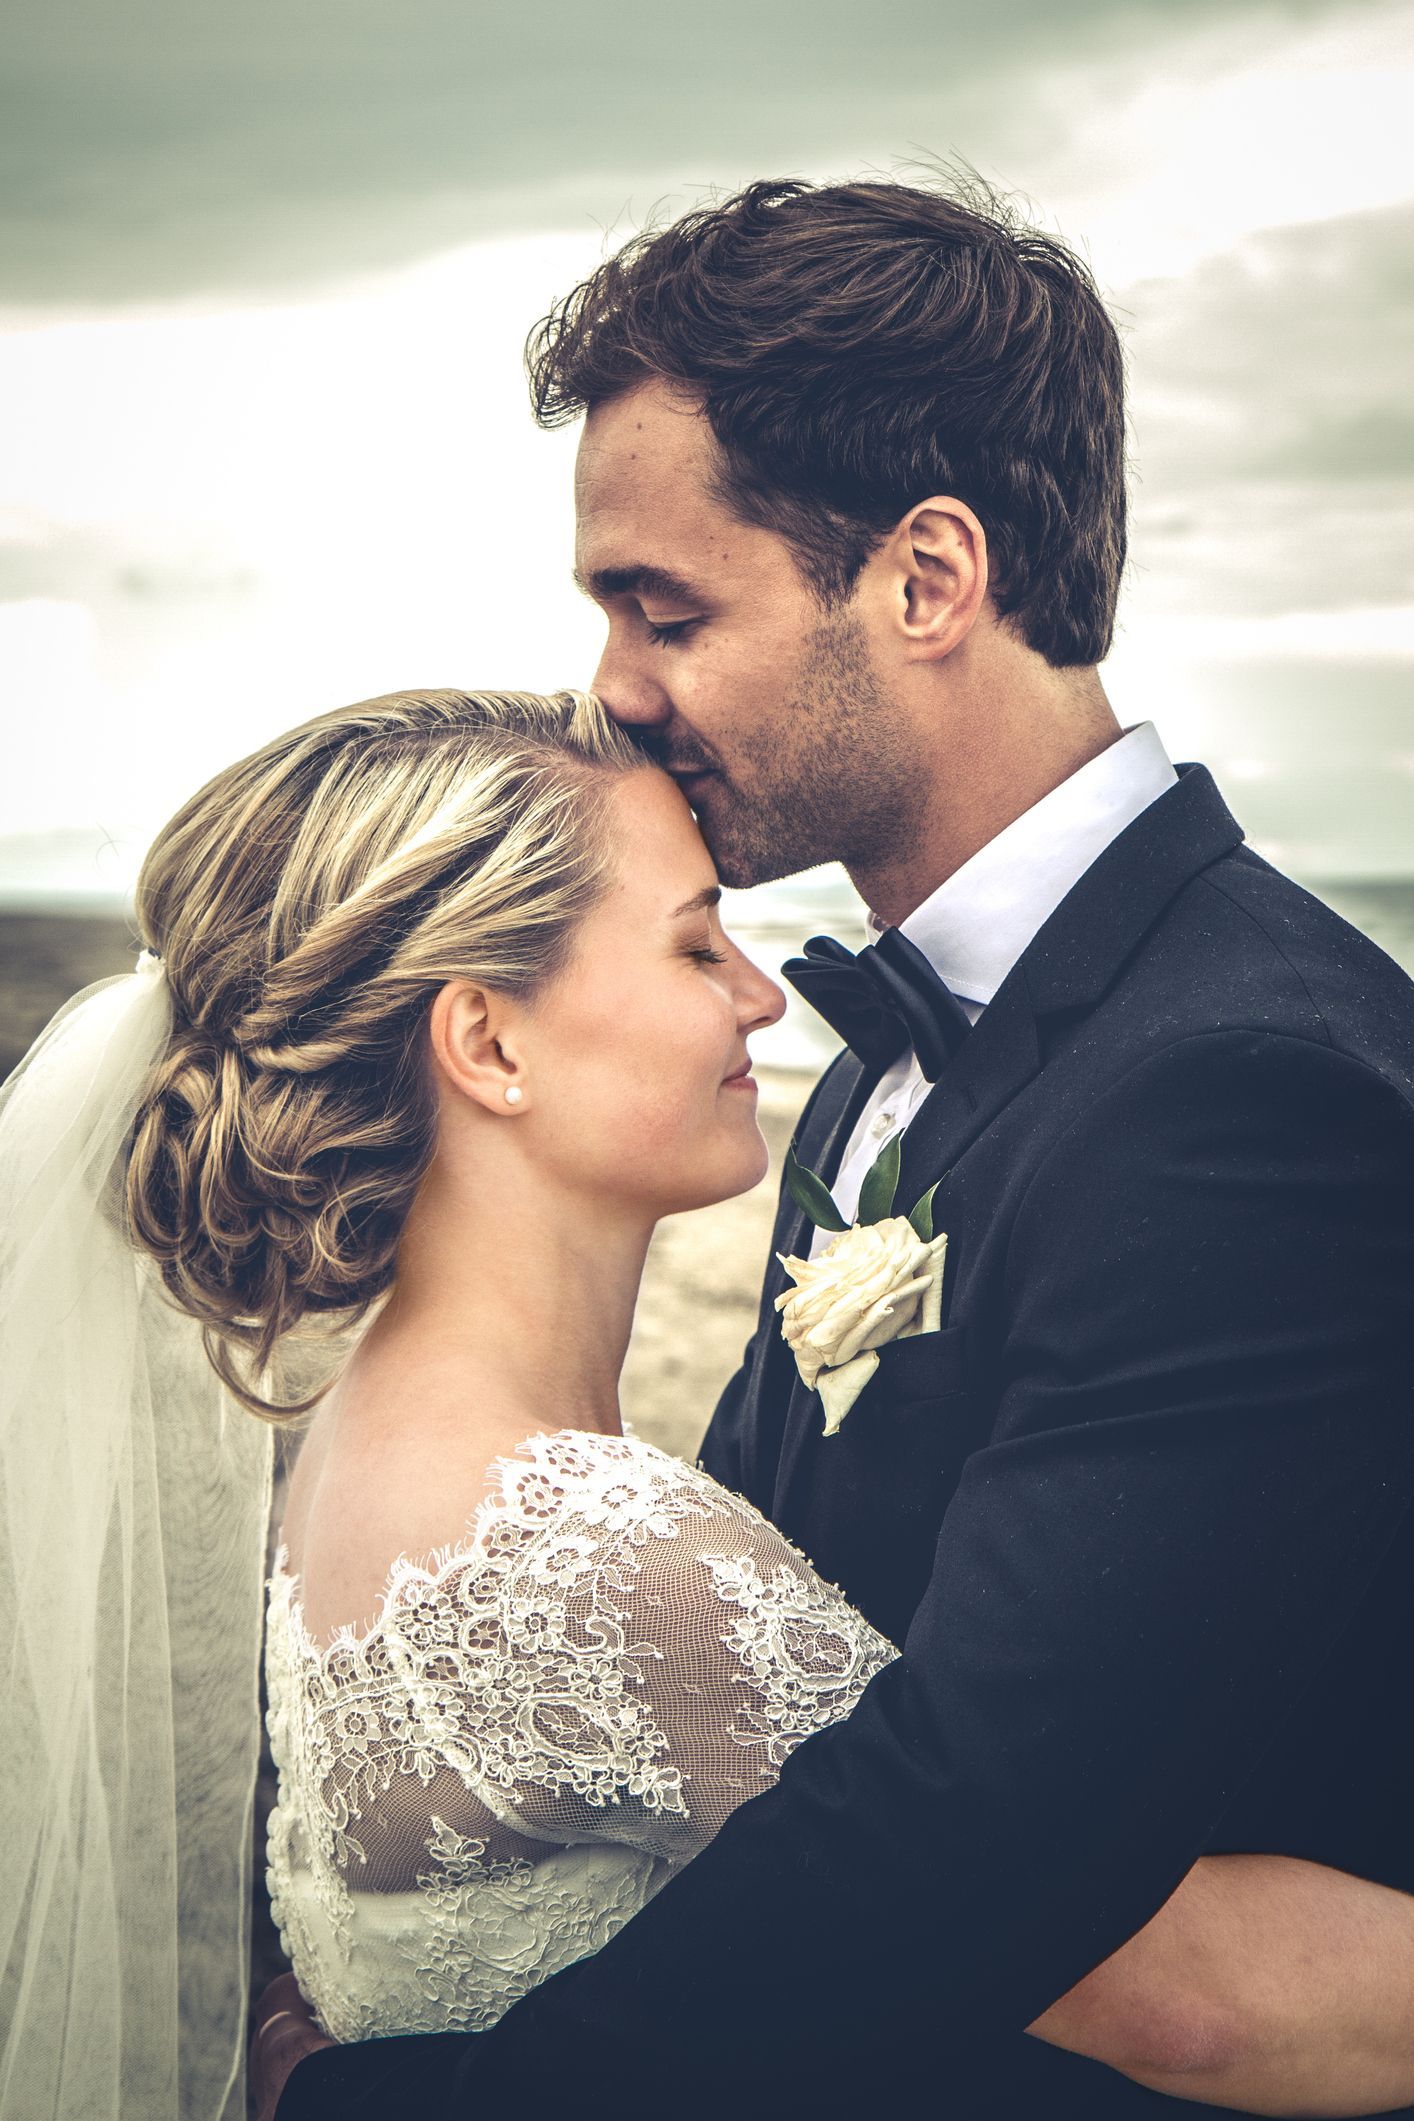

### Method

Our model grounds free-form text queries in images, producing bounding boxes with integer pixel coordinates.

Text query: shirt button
[872,1109,895,1136]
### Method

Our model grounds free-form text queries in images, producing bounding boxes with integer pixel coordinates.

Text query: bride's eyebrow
[670,885,722,919]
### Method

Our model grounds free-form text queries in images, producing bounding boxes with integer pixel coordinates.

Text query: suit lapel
[776,1048,879,1261]
[897,762,1245,1214]
[768,762,1246,1523]
[767,1048,891,1514]
[1021,761,1244,1013]
[892,978,1041,1229]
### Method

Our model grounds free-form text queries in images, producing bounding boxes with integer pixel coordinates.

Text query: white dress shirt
[807,723,1178,1258]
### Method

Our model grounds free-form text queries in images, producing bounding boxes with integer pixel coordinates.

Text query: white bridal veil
[0,957,273,2119]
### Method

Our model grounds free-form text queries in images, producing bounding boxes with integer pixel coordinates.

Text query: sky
[2,0,1411,902]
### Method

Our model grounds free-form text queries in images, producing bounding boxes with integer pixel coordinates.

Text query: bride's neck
[348,1155,654,1436]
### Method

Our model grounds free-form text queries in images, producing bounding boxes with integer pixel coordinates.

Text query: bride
[127,683,899,2062]
[4,686,1411,2121]
[4,685,885,2118]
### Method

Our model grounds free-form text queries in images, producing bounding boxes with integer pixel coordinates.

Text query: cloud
[1249,405,1414,482]
[1128,203,1414,477]
[0,519,259,607]
[0,0,1375,307]
[1123,200,1414,617]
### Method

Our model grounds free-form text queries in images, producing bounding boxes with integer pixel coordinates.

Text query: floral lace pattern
[265,1429,897,2040]
[701,1549,896,1767]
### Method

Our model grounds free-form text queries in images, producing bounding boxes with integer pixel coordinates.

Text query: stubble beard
[698,606,918,891]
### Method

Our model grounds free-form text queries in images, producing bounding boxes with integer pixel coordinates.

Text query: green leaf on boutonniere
[907,1181,942,1242]
[856,1130,901,1226]
[784,1142,848,1232]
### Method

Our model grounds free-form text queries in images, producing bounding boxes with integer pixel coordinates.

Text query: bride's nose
[737,957,787,1035]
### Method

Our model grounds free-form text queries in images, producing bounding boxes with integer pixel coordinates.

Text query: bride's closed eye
[687,944,729,964]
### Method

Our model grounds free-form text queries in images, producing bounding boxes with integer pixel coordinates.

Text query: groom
[273,181,1414,2116]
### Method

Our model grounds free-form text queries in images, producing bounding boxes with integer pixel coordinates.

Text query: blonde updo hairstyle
[126,688,646,1420]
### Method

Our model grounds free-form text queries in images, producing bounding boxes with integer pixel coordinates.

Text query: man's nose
[591,636,672,729]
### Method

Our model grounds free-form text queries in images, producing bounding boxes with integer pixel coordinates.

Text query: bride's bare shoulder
[277,1383,601,1646]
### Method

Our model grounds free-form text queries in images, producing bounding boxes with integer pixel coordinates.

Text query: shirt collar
[863,723,1178,1006]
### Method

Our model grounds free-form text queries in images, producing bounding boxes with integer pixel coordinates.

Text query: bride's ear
[427,980,530,1115]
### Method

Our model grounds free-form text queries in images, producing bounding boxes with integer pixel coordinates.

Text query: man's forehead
[574,434,722,594]
[577,381,712,498]
[583,373,705,443]
[572,384,755,591]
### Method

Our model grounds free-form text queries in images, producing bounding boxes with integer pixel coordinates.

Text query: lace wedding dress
[264,1427,897,2040]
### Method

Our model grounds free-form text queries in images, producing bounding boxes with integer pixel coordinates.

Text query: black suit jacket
[281,765,1414,2120]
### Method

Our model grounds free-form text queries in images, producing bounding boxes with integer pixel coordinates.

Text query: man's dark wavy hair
[527,176,1127,668]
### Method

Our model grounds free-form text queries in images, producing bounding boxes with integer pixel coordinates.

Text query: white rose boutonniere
[774,1132,948,1437]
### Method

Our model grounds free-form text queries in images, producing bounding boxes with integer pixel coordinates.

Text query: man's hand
[250,1973,334,2121]
[1027,1853,1414,2116]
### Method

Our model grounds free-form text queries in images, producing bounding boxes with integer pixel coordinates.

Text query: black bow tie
[780,928,973,1082]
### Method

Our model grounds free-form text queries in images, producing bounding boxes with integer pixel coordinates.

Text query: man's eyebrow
[573,563,703,606]
[670,884,722,919]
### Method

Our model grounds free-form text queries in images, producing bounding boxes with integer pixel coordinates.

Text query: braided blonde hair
[125,688,646,1419]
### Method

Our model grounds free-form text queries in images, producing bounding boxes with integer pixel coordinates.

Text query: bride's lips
[722,1060,756,1091]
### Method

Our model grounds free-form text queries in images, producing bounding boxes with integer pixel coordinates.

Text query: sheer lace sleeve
[265,1427,898,2040]
[391,1429,899,1866]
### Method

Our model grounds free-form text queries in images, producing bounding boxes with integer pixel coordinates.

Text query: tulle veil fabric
[0,959,273,2118]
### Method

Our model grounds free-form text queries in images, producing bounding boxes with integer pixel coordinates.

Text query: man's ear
[886,497,990,660]
[426,980,530,1115]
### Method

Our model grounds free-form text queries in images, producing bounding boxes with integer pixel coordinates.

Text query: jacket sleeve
[279,1029,1414,2117]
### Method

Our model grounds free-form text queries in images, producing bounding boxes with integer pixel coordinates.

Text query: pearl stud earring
[504,1085,524,1106]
